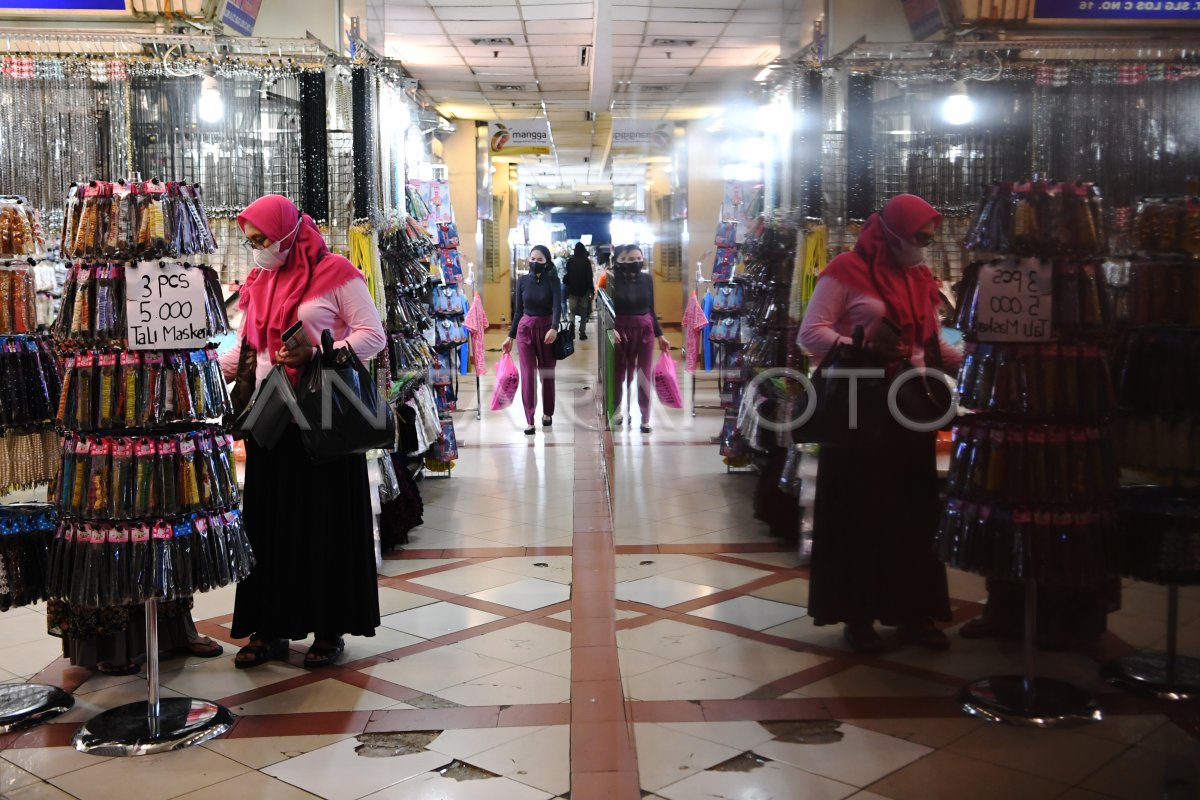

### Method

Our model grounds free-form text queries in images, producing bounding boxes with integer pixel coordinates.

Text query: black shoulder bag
[295,330,396,461]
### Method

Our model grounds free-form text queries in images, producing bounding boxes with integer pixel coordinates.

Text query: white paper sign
[125,262,209,350]
[975,258,1053,342]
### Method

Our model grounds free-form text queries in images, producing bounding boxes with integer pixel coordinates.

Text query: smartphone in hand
[282,321,312,351]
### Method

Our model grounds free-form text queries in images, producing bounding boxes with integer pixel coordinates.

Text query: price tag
[975,258,1053,342]
[125,262,209,350]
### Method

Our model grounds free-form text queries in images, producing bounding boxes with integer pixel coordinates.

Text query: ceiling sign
[611,120,673,157]
[488,121,552,157]
[221,0,262,36]
[0,0,128,11]
[1031,0,1200,21]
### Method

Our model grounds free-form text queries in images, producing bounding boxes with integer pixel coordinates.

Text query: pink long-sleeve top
[799,275,963,372]
[220,277,386,383]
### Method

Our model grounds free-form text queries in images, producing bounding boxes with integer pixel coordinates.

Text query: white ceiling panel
[612,34,645,46]
[612,5,649,20]
[653,0,741,6]
[383,6,438,21]
[612,21,646,34]
[732,8,795,22]
[648,7,734,22]
[524,19,592,33]
[440,21,526,34]
[435,5,522,20]
[643,21,727,35]
[723,22,786,35]
[381,21,447,34]
[525,33,592,45]
[520,3,592,19]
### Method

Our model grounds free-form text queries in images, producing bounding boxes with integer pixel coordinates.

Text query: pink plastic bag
[654,352,683,408]
[490,353,520,411]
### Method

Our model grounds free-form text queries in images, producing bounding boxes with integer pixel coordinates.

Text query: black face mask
[530,260,548,275]
[617,261,643,274]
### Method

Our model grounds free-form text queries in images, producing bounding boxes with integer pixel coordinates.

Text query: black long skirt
[231,426,380,640]
[809,431,951,627]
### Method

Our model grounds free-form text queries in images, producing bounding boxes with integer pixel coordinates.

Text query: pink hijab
[236,195,362,354]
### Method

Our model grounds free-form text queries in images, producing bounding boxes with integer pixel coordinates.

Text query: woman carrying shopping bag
[609,244,671,432]
[501,245,561,435]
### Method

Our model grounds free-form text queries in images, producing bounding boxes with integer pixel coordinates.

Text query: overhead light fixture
[546,184,559,189]
[942,79,976,126]
[582,200,590,204]
[581,191,591,196]
[198,74,224,123]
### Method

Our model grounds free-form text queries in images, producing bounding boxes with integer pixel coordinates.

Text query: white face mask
[253,219,302,271]
[880,218,928,267]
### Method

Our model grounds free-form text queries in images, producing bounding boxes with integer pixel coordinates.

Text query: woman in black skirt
[220,194,386,668]
[798,194,962,654]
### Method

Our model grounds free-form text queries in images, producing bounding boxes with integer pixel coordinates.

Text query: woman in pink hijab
[220,195,385,669]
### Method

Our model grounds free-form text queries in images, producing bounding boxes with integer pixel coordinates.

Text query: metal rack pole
[1103,583,1200,701]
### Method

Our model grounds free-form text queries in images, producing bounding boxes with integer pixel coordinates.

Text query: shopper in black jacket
[502,245,561,435]
[563,242,594,339]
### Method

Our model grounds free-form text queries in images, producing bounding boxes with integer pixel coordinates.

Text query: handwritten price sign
[976,258,1053,342]
[125,262,209,350]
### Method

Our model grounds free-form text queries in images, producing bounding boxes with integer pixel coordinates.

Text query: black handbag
[232,364,298,450]
[793,326,888,445]
[295,330,396,460]
[553,321,575,360]
[891,348,956,431]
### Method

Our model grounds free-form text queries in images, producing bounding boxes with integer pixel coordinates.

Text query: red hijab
[236,195,362,354]
[822,193,942,351]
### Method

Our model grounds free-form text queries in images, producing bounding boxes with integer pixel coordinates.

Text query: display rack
[1100,194,1200,701]
[0,222,74,733]
[46,178,247,756]
[938,180,1117,728]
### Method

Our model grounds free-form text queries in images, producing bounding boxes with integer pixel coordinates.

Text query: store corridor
[0,331,1197,800]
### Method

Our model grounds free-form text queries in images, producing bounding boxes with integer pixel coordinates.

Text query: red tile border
[364,706,501,732]
[227,710,374,738]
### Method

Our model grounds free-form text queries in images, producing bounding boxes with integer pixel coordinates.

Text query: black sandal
[304,637,345,668]
[177,638,224,659]
[96,661,140,676]
[234,638,288,669]
[542,416,553,428]
[524,426,536,435]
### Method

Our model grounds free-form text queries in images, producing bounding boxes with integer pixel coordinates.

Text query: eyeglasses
[910,232,935,247]
[241,236,271,251]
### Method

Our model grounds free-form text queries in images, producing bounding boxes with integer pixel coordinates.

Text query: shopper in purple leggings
[609,244,671,433]
[502,244,561,435]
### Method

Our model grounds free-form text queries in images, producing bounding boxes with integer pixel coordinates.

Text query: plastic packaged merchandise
[956,258,1113,339]
[957,341,1116,419]
[1117,486,1200,585]
[965,180,1107,257]
[0,503,56,611]
[0,334,61,428]
[60,180,216,262]
[45,508,254,607]
[53,427,240,521]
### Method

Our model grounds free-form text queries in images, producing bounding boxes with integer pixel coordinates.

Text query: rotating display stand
[1100,194,1200,701]
[0,232,75,733]
[939,180,1118,728]
[48,178,248,756]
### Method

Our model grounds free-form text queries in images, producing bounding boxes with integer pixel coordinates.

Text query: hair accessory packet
[0,503,57,611]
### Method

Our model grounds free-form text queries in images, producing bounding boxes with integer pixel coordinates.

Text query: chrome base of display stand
[73,699,234,757]
[0,684,74,733]
[1102,654,1200,702]
[958,676,1102,729]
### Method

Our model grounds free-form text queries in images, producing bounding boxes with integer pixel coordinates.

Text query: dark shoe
[843,623,885,654]
[959,617,997,639]
[235,638,288,669]
[304,637,345,668]
[579,333,588,340]
[898,618,951,651]
[179,638,224,659]
[542,416,553,428]
[524,426,536,435]
[96,661,140,676]
[640,424,652,433]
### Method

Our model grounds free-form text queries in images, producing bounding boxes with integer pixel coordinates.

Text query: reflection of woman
[222,194,386,669]
[609,244,671,432]
[798,194,962,654]
[501,245,561,435]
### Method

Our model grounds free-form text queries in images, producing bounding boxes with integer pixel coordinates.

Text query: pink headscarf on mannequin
[236,195,362,354]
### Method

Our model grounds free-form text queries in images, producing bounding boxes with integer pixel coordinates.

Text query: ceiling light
[581,191,591,196]
[546,184,559,189]
[582,200,590,204]
[942,79,976,126]
[198,74,224,123]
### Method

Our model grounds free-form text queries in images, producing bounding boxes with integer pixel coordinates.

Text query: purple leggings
[517,315,556,425]
[614,314,656,423]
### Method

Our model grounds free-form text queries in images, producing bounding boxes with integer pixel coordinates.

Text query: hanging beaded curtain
[845,72,876,223]
[0,57,130,216]
[326,67,355,255]
[350,65,379,224]
[795,68,824,221]
[1032,63,1200,210]
[298,70,329,224]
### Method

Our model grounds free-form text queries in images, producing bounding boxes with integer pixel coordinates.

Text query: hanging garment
[702,290,715,371]
[463,291,490,375]
[681,291,709,374]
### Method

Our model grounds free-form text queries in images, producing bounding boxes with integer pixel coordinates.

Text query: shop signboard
[611,120,673,157]
[488,121,552,157]
[974,258,1053,342]
[0,0,128,12]
[222,0,262,36]
[1031,0,1200,21]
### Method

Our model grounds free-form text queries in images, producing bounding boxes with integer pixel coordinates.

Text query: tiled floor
[1,328,1198,800]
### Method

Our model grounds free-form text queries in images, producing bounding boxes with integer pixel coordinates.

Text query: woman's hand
[868,339,909,362]
[276,341,314,368]
[657,335,671,352]
[544,328,558,345]
[611,330,622,345]
[501,337,513,354]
